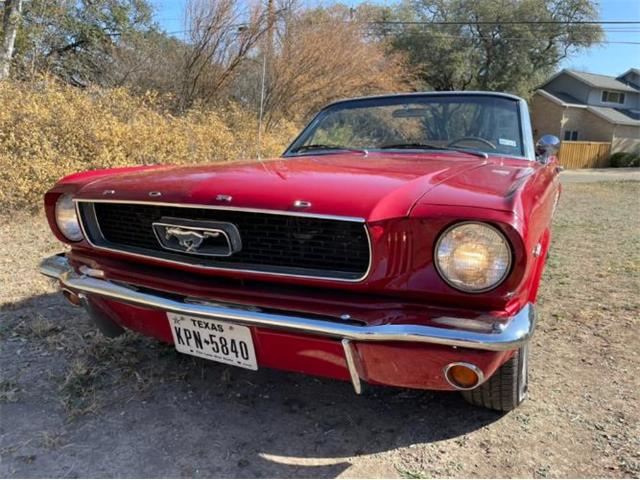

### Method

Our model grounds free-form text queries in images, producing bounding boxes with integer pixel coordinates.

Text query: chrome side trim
[342,339,362,394]
[443,362,485,390]
[75,200,373,283]
[532,243,542,258]
[40,255,535,352]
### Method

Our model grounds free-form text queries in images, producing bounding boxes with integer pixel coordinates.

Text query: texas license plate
[167,313,258,370]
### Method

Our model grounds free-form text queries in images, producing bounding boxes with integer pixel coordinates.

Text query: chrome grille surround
[75,199,372,282]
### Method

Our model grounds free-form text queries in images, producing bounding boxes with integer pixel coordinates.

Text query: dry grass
[0,378,20,403]
[0,79,299,210]
[12,314,176,418]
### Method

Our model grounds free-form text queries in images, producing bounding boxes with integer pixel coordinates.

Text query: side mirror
[535,135,560,164]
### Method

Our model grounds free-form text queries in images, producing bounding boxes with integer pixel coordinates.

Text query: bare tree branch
[181,0,271,109]
[0,0,24,80]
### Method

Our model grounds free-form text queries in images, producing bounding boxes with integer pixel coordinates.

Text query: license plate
[167,313,258,370]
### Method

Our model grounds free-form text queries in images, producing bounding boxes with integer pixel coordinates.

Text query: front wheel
[461,344,529,412]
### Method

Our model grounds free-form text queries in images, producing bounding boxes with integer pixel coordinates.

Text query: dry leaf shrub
[0,79,298,210]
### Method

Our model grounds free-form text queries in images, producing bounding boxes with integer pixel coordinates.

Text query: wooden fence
[557,141,612,169]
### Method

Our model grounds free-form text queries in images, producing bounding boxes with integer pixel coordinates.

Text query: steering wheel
[447,136,497,150]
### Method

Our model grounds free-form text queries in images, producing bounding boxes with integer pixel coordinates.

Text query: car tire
[461,343,529,412]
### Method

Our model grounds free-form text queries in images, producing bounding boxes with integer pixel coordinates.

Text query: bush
[0,79,299,210]
[609,152,640,168]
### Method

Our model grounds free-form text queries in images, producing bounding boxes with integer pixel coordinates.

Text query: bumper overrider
[40,254,536,393]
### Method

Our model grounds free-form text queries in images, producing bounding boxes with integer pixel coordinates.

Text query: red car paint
[44,144,560,391]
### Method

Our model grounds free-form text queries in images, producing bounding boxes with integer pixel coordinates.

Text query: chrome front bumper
[40,254,536,353]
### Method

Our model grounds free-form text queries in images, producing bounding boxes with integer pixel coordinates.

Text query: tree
[103,29,188,94]
[249,4,411,127]
[10,0,155,83]
[371,0,603,97]
[0,0,23,80]
[180,0,274,109]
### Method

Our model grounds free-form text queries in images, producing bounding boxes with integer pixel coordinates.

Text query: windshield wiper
[378,143,488,159]
[291,144,368,155]
[379,142,442,150]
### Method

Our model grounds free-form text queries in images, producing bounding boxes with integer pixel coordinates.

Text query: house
[531,68,640,153]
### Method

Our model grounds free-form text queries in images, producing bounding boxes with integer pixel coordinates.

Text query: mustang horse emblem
[164,227,221,253]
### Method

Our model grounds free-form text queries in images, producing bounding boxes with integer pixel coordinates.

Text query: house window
[601,91,626,104]
[564,130,579,141]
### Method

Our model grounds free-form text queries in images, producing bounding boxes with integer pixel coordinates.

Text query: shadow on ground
[0,292,503,478]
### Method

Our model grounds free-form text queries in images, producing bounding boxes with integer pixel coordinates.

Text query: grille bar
[78,201,371,281]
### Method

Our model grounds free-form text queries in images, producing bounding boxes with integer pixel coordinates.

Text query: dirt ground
[1,180,638,478]
[559,168,640,183]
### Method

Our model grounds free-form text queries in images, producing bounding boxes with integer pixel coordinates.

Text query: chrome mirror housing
[535,135,560,163]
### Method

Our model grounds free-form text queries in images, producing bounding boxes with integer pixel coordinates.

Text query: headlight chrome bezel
[434,221,513,293]
[54,194,83,242]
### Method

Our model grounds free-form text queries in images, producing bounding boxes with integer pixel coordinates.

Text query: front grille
[79,202,370,280]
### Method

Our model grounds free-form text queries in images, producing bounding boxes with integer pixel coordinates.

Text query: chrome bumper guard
[40,255,535,354]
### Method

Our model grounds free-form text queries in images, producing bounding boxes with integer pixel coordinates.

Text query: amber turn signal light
[444,362,483,390]
[62,288,81,307]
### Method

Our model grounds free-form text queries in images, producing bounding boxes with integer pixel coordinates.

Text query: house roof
[535,89,586,108]
[618,68,640,89]
[542,69,639,93]
[536,89,640,127]
[618,68,640,79]
[588,106,640,125]
[550,91,586,105]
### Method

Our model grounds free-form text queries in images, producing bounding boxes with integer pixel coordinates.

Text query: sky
[150,0,640,77]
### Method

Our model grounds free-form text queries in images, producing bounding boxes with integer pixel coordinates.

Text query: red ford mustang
[40,92,562,411]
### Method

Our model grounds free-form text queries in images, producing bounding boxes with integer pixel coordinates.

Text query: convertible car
[40,92,562,411]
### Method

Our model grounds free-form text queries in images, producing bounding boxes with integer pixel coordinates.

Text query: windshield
[286,94,525,158]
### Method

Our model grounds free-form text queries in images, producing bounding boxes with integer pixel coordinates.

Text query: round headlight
[54,194,83,241]
[435,222,511,292]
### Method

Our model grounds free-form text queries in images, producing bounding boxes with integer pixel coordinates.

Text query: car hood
[74,152,494,221]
